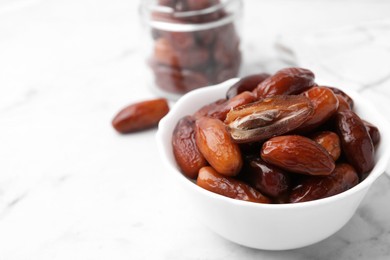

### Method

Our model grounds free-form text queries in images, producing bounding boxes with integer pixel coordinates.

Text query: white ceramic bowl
[156,78,390,250]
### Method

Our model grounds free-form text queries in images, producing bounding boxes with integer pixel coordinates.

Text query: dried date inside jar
[140,0,243,99]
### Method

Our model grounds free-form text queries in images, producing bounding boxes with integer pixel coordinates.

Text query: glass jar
[139,0,243,100]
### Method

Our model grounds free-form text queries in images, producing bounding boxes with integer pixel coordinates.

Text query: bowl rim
[156,78,390,210]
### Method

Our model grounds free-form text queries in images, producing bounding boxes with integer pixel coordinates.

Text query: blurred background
[2,0,390,100]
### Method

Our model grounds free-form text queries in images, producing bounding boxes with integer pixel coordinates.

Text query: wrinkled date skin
[194,91,255,121]
[226,73,270,99]
[112,98,169,133]
[289,163,359,203]
[195,117,243,176]
[225,95,313,143]
[253,67,315,99]
[363,120,381,147]
[311,131,341,161]
[336,111,375,176]
[261,135,335,176]
[172,116,208,179]
[297,87,339,132]
[197,166,271,203]
[240,157,291,198]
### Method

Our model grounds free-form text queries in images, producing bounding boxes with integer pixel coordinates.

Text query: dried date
[241,157,291,198]
[289,163,359,203]
[197,166,271,203]
[311,131,341,161]
[363,120,380,147]
[112,98,169,133]
[226,73,270,99]
[195,117,243,176]
[261,135,335,176]
[253,67,315,99]
[336,110,375,176]
[172,116,208,179]
[335,94,351,112]
[225,95,313,143]
[194,91,255,121]
[297,86,339,132]
[328,87,354,109]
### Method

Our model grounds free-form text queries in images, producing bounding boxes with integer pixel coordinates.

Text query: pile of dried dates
[149,0,241,94]
[172,67,381,204]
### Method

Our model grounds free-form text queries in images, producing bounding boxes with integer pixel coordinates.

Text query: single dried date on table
[112,98,169,133]
[197,166,271,203]
[225,95,313,143]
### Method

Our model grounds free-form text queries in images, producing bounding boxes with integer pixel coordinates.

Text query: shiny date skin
[172,116,208,179]
[336,110,375,176]
[225,95,313,143]
[226,73,270,99]
[240,156,291,198]
[195,117,243,176]
[261,135,335,176]
[112,98,169,133]
[289,163,359,203]
[253,67,315,99]
[363,120,380,147]
[335,94,351,112]
[297,86,339,132]
[197,166,271,203]
[193,98,226,120]
[311,131,341,161]
[328,86,354,109]
[194,91,255,121]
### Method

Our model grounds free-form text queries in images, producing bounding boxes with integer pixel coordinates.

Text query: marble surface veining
[0,0,390,259]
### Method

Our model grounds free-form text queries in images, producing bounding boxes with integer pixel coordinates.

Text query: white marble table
[1,0,390,259]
